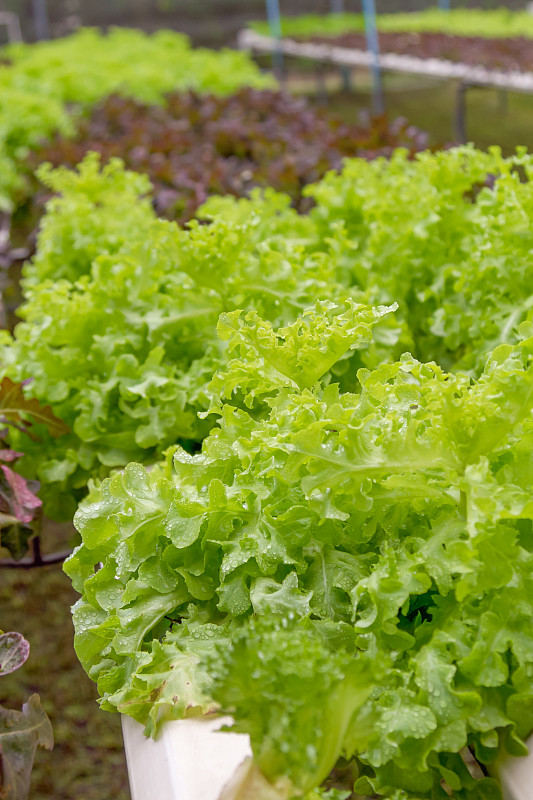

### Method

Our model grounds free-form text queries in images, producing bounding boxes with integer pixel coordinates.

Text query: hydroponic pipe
[362,0,384,113]
[265,0,284,76]
[32,0,49,40]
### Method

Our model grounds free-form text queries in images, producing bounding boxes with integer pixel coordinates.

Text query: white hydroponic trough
[122,715,251,800]
[122,715,533,800]
[238,29,533,93]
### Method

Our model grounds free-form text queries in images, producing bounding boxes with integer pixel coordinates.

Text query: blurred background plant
[1,0,529,45]
[0,630,53,799]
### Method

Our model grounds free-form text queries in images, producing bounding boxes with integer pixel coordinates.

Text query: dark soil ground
[1,528,131,799]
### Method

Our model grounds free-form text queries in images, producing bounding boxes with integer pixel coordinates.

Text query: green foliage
[3,28,273,107]
[0,90,71,211]
[208,619,376,797]
[3,154,358,518]
[25,153,155,286]
[250,8,533,40]
[5,146,533,521]
[249,11,366,38]
[0,631,53,800]
[0,376,69,559]
[64,301,533,798]
[305,146,533,373]
[27,91,429,226]
[0,27,273,209]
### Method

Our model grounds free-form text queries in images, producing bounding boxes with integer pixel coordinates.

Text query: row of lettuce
[3,144,533,799]
[0,29,431,558]
[250,7,533,41]
[6,145,530,517]
[0,27,429,800]
[0,27,278,565]
[0,30,271,799]
[20,91,427,233]
[248,7,533,75]
[4,27,431,315]
[0,26,273,211]
[2,24,533,800]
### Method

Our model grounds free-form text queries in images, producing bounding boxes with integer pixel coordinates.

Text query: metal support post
[0,12,22,42]
[330,0,351,90]
[315,62,328,105]
[362,0,384,114]
[265,0,284,80]
[340,66,352,92]
[455,81,468,143]
[32,0,49,40]
[498,89,508,116]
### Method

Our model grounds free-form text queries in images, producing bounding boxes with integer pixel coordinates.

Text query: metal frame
[32,0,50,40]
[0,12,22,42]
[240,29,533,143]
[264,0,383,108]
[454,82,509,143]
[362,0,383,113]
[265,0,284,77]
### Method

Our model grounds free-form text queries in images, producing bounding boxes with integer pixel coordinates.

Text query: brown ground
[0,538,131,799]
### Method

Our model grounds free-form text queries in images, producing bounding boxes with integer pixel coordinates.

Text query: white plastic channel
[498,741,533,800]
[122,715,251,800]
[238,29,533,93]
[122,715,533,800]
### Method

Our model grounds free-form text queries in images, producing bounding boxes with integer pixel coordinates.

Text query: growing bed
[242,7,533,142]
[238,28,533,94]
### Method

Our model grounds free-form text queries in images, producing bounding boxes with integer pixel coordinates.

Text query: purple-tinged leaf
[1,466,41,524]
[0,694,53,800]
[0,632,30,676]
[0,449,23,463]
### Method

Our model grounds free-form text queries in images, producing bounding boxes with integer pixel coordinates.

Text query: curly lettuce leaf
[208,618,377,799]
[64,305,533,800]
[3,158,368,516]
[9,147,533,518]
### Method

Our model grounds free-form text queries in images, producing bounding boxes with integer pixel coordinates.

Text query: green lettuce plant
[64,302,533,799]
[3,28,273,107]
[3,147,533,521]
[0,27,273,210]
[305,146,533,373]
[0,91,72,211]
[3,154,363,518]
[250,8,533,40]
